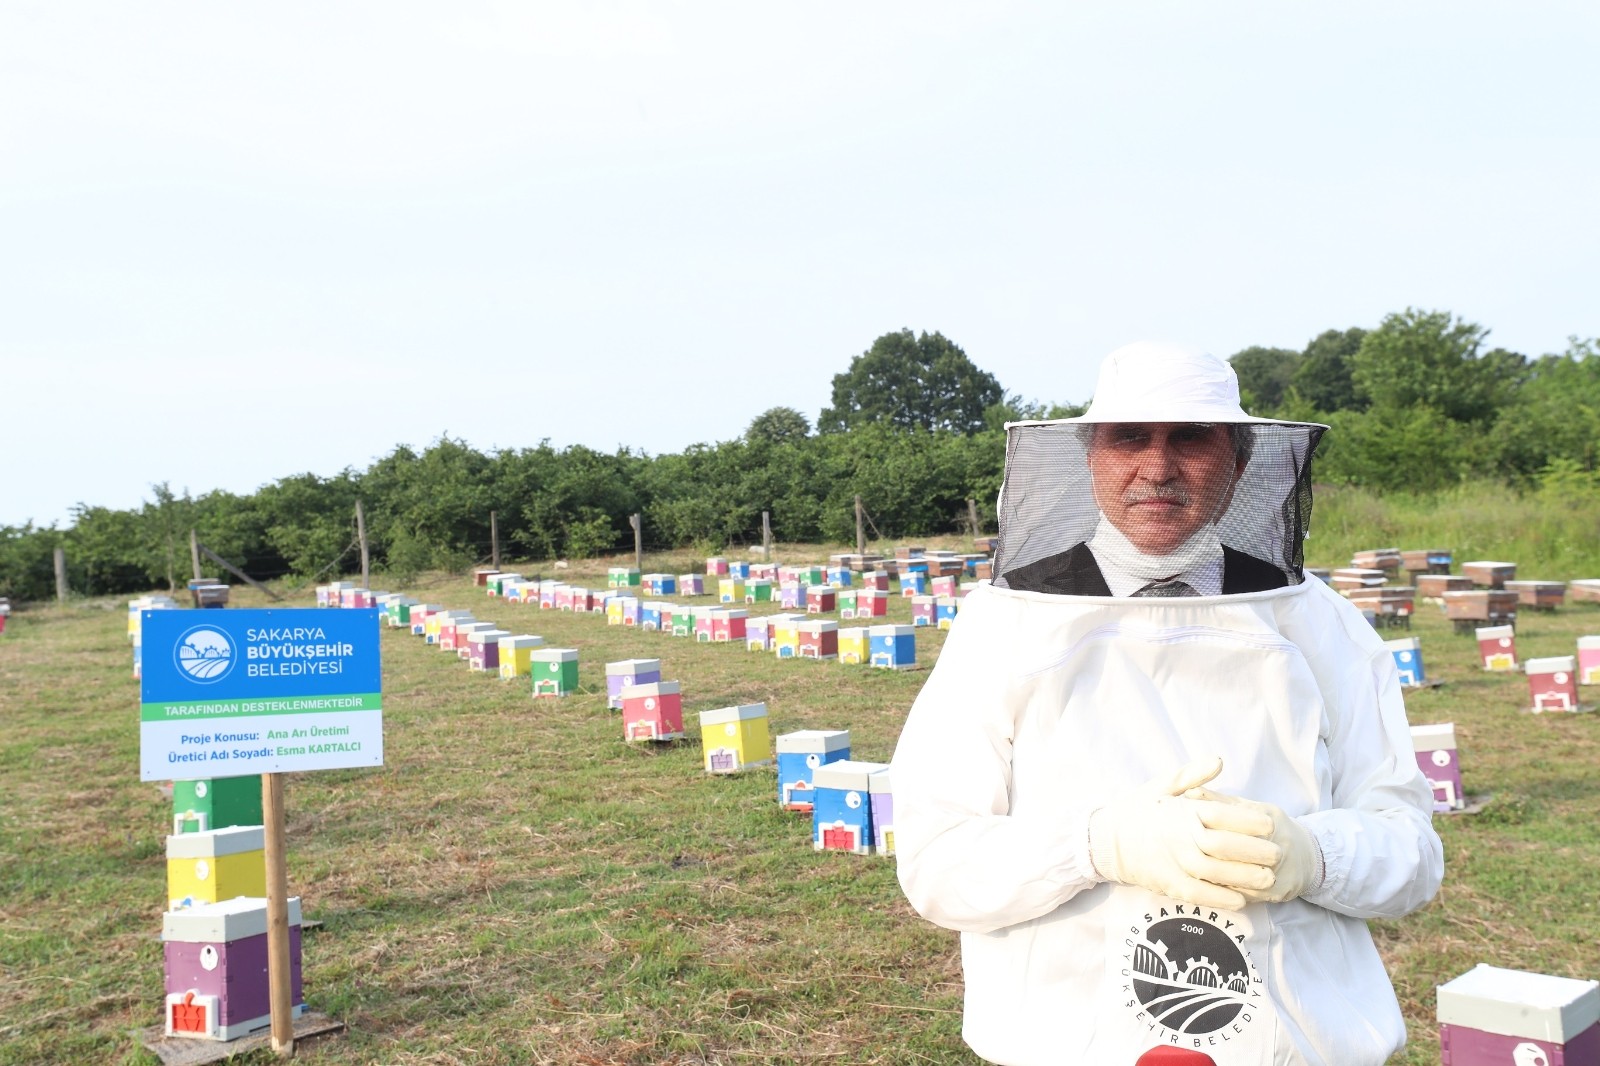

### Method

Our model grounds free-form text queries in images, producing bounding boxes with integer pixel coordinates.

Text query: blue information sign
[139,607,383,780]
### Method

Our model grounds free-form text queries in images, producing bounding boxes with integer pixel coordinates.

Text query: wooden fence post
[355,501,370,589]
[490,510,500,571]
[54,547,68,604]
[630,514,642,573]
[762,511,772,560]
[855,496,865,555]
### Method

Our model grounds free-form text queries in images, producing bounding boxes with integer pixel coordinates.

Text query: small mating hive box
[1437,964,1600,1065]
[1527,656,1579,712]
[497,635,545,679]
[605,658,660,708]
[1476,625,1517,671]
[621,681,684,742]
[172,776,263,835]
[1410,722,1465,813]
[530,648,579,697]
[700,703,772,773]
[776,729,851,810]
[163,896,305,1041]
[166,826,266,910]
[811,760,892,855]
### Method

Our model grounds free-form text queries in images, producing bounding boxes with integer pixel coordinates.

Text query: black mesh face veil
[992,420,1325,595]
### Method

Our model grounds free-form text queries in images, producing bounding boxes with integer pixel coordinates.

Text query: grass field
[3,538,1599,1065]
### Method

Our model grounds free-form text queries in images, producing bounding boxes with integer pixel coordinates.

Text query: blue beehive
[900,571,929,597]
[869,624,916,670]
[811,760,891,855]
[640,602,664,631]
[1386,636,1426,687]
[827,566,853,587]
[775,730,851,811]
[728,560,752,580]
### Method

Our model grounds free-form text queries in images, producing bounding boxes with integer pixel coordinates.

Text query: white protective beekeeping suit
[892,343,1443,1066]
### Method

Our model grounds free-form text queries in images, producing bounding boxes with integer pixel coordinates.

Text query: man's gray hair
[1075,422,1256,468]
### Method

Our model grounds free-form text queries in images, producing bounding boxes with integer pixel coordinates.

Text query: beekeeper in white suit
[892,342,1443,1066]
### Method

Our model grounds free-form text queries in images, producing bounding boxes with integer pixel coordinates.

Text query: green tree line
[4,315,1595,602]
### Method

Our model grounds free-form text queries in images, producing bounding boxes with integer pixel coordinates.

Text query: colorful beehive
[1571,579,1600,604]
[837,589,860,617]
[811,760,891,855]
[700,703,772,773]
[1476,624,1518,671]
[778,583,804,609]
[467,629,511,671]
[827,566,853,588]
[385,597,419,628]
[491,573,524,597]
[474,568,500,587]
[711,609,748,643]
[1527,656,1579,712]
[670,606,697,637]
[799,619,838,659]
[642,573,677,596]
[166,826,266,910]
[498,635,545,679]
[606,596,628,626]
[853,589,889,619]
[935,596,959,629]
[728,560,752,580]
[314,584,331,608]
[1411,722,1465,813]
[431,612,472,648]
[450,621,496,658]
[608,567,641,589]
[1462,560,1516,589]
[744,578,773,603]
[751,562,780,581]
[900,571,929,597]
[838,627,869,664]
[163,896,305,1041]
[1385,636,1427,687]
[1579,636,1600,684]
[912,595,936,627]
[172,776,263,835]
[773,615,803,658]
[706,556,729,576]
[869,624,916,670]
[863,571,890,592]
[570,588,597,613]
[1505,580,1566,611]
[605,658,661,709]
[806,585,837,614]
[796,565,824,586]
[1437,964,1600,1066]
[691,606,715,642]
[869,767,895,856]
[530,648,580,697]
[621,681,684,741]
[930,576,958,599]
[718,578,745,604]
[776,729,851,810]
[635,601,660,631]
[678,574,705,596]
[745,614,773,652]
[538,581,561,609]
[1418,574,1473,601]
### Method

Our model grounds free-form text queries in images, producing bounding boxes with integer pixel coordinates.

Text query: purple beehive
[163,896,305,1041]
[1411,722,1465,813]
[869,767,894,856]
[1438,963,1600,1066]
[605,658,661,709]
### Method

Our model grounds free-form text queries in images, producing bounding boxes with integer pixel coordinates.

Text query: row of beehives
[317,586,904,856]
[0,595,11,635]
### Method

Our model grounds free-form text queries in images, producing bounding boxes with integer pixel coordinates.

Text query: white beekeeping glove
[1088,757,1282,910]
[1183,785,1323,902]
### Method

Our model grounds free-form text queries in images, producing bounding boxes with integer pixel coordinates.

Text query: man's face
[1087,422,1245,554]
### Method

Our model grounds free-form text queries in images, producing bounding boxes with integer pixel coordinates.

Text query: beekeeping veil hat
[993,342,1327,593]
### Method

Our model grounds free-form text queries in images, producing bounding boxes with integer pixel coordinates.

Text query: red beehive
[621,681,684,742]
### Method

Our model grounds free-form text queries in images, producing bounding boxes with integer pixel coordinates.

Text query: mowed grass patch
[1,539,1597,1064]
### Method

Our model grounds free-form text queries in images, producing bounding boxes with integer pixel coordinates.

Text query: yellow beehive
[699,704,773,773]
[838,627,869,664]
[166,826,266,910]
[719,578,745,604]
[497,635,546,679]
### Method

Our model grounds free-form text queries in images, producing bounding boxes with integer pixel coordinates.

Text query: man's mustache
[1123,486,1191,506]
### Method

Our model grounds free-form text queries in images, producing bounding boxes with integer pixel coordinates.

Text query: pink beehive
[799,619,838,660]
[622,681,684,742]
[694,607,717,642]
[539,582,560,609]
[751,563,779,581]
[1579,636,1600,684]
[862,571,889,592]
[555,585,575,610]
[1476,625,1517,671]
[806,586,837,614]
[931,576,957,598]
[706,557,729,576]
[678,574,705,596]
[1527,656,1579,712]
[711,609,748,643]
[852,589,889,618]
[912,595,936,627]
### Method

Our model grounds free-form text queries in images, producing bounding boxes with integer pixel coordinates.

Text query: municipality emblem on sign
[173,625,236,684]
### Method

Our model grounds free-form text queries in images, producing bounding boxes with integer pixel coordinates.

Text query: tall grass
[1309,482,1600,577]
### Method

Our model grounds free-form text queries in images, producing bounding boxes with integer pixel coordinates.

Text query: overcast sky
[3,2,1597,528]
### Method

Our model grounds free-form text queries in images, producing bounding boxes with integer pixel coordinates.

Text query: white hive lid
[775,729,851,753]
[699,703,768,726]
[811,759,892,792]
[1526,655,1576,674]
[1437,964,1600,1041]
[1410,722,1456,751]
[163,895,303,942]
[166,824,265,859]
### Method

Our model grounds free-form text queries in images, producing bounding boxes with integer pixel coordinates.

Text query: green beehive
[530,648,580,697]
[799,566,825,586]
[172,776,263,834]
